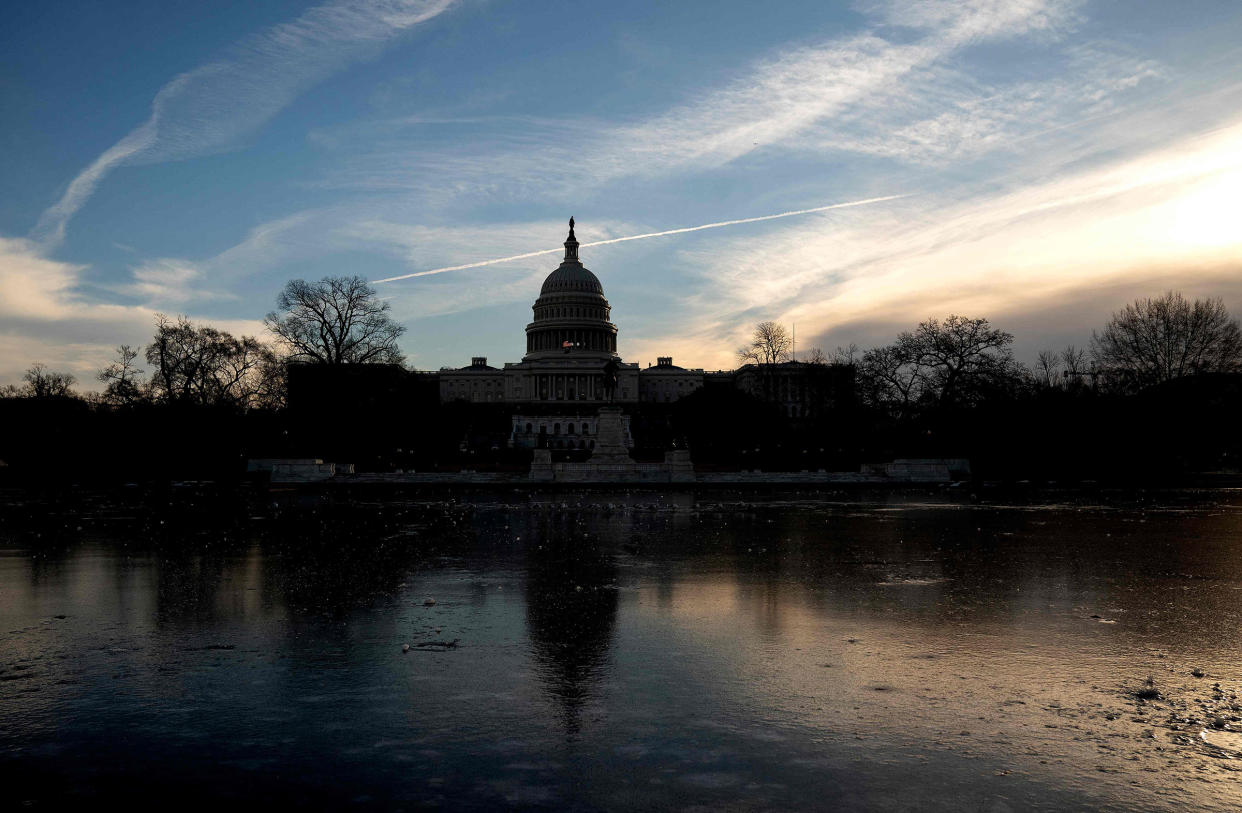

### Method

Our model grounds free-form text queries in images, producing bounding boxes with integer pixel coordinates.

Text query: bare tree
[98,345,145,405]
[736,321,791,366]
[21,363,77,399]
[1035,349,1062,388]
[265,276,405,365]
[857,344,924,415]
[803,347,830,365]
[900,315,1022,405]
[146,314,279,409]
[1091,291,1242,392]
[858,315,1022,412]
[1061,345,1087,377]
[828,343,860,365]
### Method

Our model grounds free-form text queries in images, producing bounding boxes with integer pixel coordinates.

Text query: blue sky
[4,0,1242,385]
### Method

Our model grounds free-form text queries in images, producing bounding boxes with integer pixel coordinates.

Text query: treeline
[2,286,1241,483]
[0,276,404,482]
[809,291,1242,479]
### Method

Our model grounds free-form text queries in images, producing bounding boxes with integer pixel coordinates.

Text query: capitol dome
[523,218,618,361]
[539,262,603,295]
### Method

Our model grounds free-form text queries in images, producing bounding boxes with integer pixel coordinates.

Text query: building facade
[437,220,640,410]
[432,219,855,449]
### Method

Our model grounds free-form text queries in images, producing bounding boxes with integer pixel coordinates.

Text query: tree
[20,363,77,399]
[827,343,860,365]
[900,315,1022,405]
[737,321,791,366]
[97,345,145,405]
[857,344,924,414]
[1035,349,1061,388]
[858,315,1023,412]
[265,276,405,365]
[146,314,280,409]
[1061,345,1088,378]
[803,347,830,365]
[1034,345,1089,390]
[1091,291,1242,392]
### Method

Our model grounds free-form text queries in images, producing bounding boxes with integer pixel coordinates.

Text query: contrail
[373,194,908,283]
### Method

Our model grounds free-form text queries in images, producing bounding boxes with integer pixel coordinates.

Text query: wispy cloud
[322,0,1090,198]
[649,116,1242,368]
[32,0,457,247]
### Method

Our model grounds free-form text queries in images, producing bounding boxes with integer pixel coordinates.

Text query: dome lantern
[563,216,579,263]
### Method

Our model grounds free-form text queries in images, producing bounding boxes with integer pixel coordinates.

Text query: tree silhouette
[737,321,791,366]
[1092,291,1242,392]
[265,276,405,365]
[146,314,278,409]
[16,363,77,399]
[97,345,144,405]
[803,346,830,365]
[859,315,1023,411]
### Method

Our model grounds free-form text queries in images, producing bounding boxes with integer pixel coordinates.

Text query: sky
[3,0,1242,386]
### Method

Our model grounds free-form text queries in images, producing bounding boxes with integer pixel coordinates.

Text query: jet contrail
[373,194,908,283]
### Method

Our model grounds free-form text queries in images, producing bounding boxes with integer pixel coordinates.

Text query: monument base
[524,406,702,483]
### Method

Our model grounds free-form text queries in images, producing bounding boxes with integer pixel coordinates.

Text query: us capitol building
[287,219,854,454]
[438,219,708,449]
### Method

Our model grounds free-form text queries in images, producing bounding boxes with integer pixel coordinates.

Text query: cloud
[864,0,1081,40]
[0,238,265,387]
[654,117,1242,368]
[32,0,457,246]
[0,237,88,322]
[792,44,1163,164]
[122,258,237,308]
[320,0,1090,198]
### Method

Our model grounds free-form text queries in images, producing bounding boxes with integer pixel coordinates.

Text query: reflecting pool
[4,489,1242,810]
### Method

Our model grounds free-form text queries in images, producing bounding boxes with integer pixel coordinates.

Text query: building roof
[539,217,604,296]
[540,261,603,295]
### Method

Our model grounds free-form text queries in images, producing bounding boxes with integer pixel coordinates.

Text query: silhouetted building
[287,220,855,450]
[638,356,705,403]
[439,220,639,407]
[732,360,856,419]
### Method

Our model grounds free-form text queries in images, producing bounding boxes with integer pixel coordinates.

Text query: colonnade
[531,372,606,401]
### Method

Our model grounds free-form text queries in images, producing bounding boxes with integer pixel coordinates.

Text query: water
[4,489,1242,810]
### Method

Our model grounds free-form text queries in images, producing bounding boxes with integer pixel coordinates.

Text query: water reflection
[3,491,1242,810]
[524,525,618,735]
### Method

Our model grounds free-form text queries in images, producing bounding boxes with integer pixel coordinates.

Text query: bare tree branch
[265,276,405,365]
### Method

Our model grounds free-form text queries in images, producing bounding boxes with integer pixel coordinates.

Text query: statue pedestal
[530,449,554,481]
[589,406,634,465]
[664,449,694,482]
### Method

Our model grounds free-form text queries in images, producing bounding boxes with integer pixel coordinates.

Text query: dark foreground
[3,488,1242,811]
